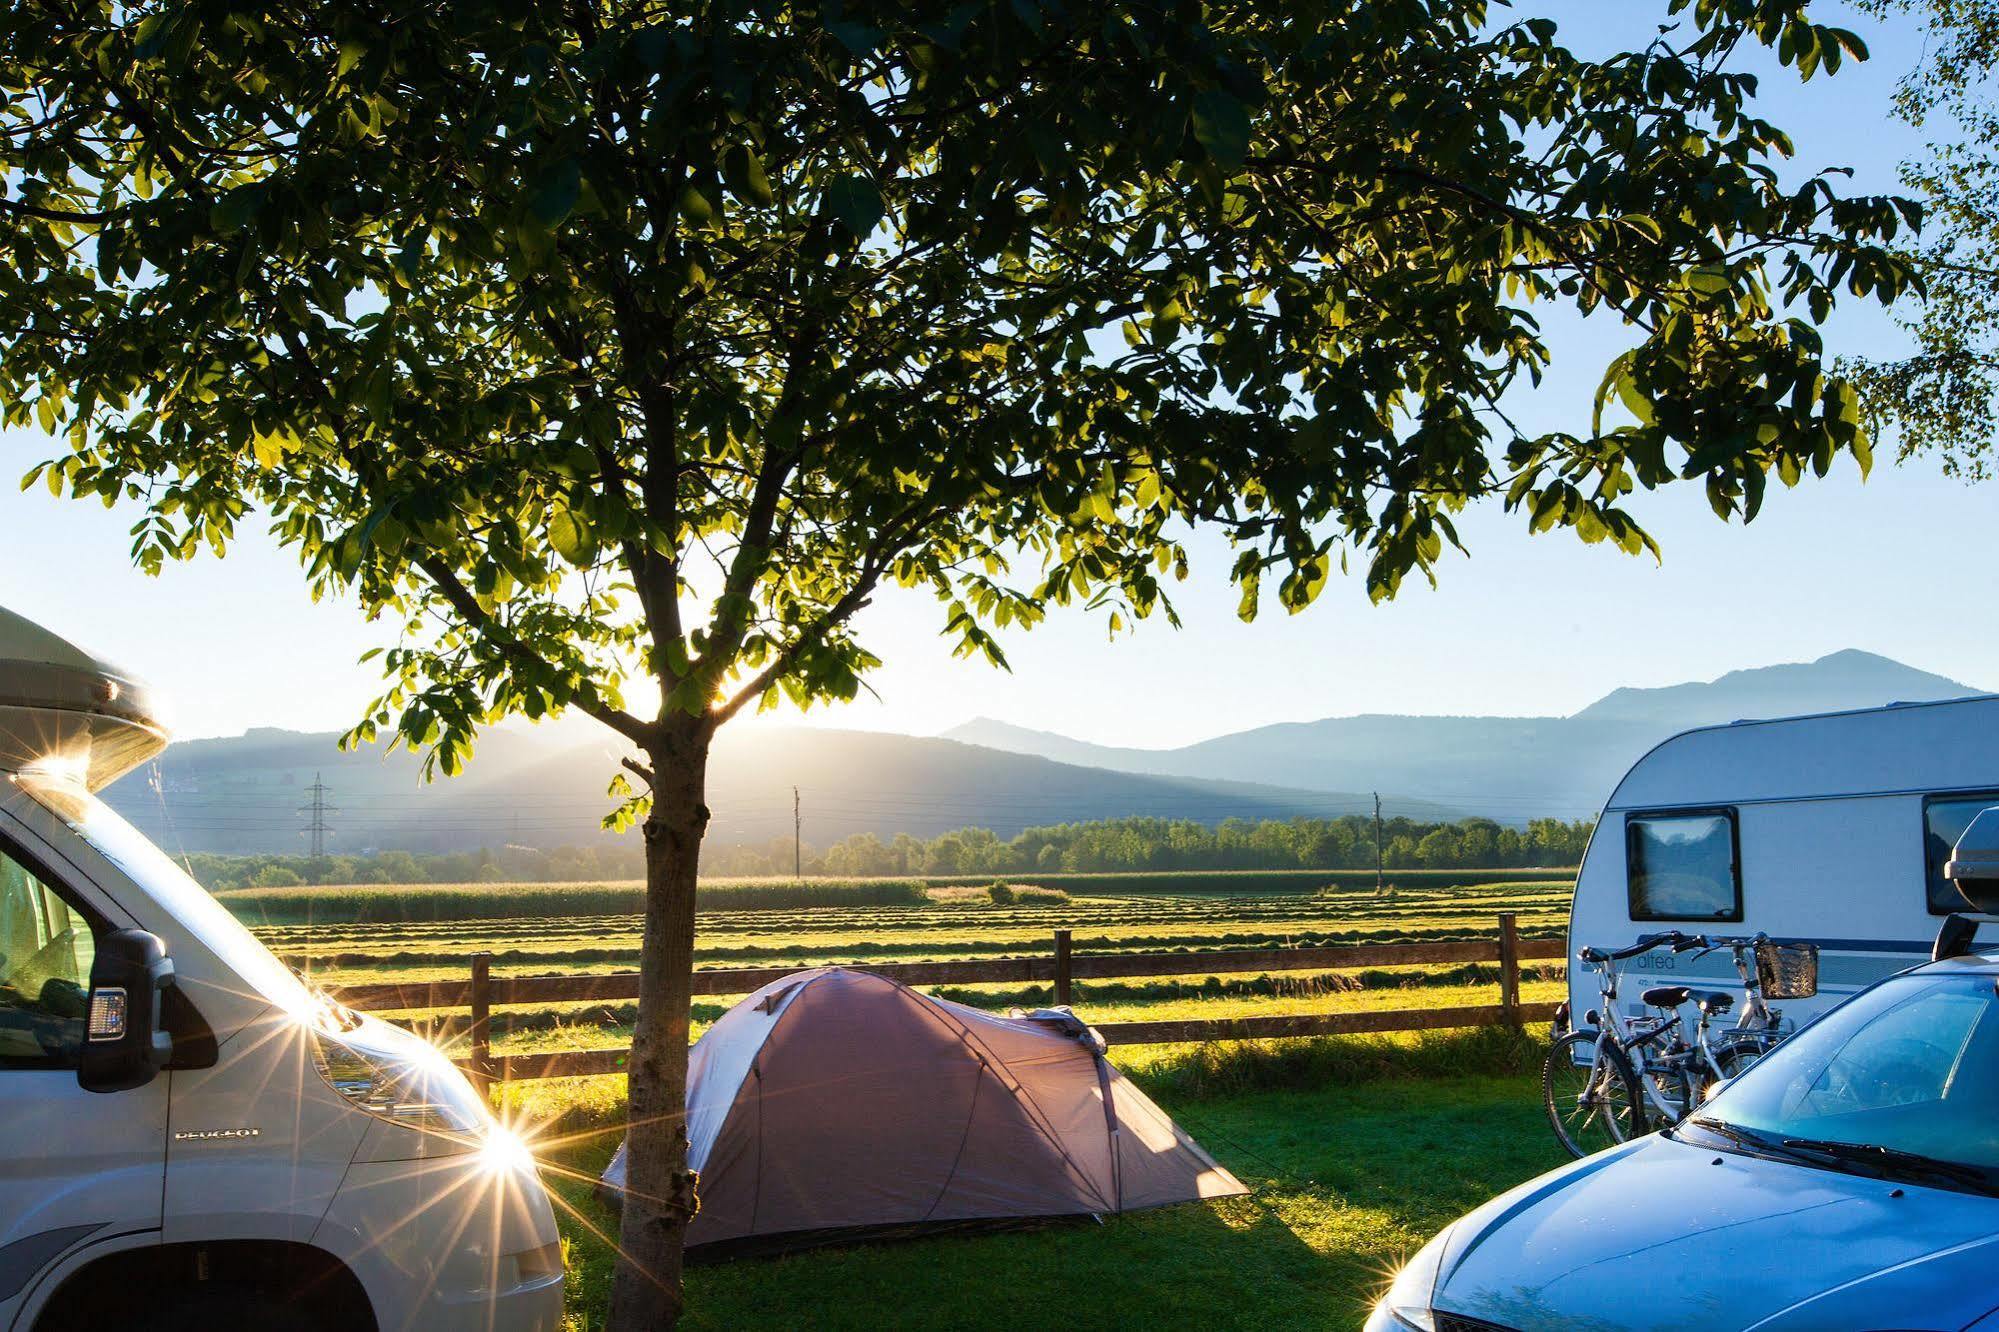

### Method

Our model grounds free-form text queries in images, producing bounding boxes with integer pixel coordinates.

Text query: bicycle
[1543,930,1814,1158]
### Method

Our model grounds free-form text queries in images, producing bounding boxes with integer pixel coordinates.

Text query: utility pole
[299,773,336,882]
[793,785,802,881]
[1373,791,1384,895]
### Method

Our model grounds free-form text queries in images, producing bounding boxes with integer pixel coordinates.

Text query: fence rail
[330,913,1564,1085]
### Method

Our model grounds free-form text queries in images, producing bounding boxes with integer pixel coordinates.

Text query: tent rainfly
[600,967,1246,1255]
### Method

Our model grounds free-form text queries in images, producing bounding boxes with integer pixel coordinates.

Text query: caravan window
[1626,809,1740,922]
[1924,793,1999,915]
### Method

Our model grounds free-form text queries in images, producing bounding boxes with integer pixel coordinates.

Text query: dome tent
[600,967,1246,1255]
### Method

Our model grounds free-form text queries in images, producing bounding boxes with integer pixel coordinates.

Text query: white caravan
[1566,694,1999,1031]
[0,607,561,1331]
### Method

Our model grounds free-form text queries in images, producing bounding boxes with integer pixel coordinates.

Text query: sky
[0,2,1989,749]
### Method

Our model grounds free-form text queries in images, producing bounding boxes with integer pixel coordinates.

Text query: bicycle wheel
[1544,1031,1644,1159]
[1710,1036,1768,1082]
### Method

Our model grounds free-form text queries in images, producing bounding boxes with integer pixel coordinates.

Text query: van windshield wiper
[1779,1137,1999,1195]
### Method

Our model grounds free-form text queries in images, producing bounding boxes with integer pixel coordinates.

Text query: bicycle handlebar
[1681,932,1772,959]
[1579,930,1779,965]
[1579,931,1690,963]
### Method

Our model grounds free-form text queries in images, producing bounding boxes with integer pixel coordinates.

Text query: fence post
[1054,929,1073,1008]
[469,952,494,1095]
[1497,913,1521,1027]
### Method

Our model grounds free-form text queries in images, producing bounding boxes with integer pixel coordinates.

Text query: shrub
[987,881,1017,905]
[1011,885,1070,905]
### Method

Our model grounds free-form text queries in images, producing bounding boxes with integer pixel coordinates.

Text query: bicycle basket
[1756,941,1819,999]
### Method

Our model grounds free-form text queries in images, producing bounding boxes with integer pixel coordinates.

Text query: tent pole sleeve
[1094,1052,1122,1213]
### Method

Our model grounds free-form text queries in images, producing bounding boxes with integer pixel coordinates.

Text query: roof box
[0,606,168,791]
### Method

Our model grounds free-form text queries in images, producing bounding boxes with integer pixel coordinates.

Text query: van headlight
[311,1028,489,1136]
[1367,1224,1455,1332]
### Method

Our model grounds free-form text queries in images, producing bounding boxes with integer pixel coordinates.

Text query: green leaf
[1592,350,1633,435]
[1616,376,1654,426]
[826,20,884,55]
[679,182,716,226]
[1192,90,1252,170]
[210,183,264,234]
[531,159,582,227]
[723,144,775,208]
[1683,265,1730,297]
[822,175,884,238]
[548,506,596,567]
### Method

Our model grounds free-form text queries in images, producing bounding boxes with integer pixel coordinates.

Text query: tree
[1846,0,1999,477]
[0,1,1911,1323]
[1415,826,1461,868]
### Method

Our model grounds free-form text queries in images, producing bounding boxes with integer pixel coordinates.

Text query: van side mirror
[78,929,175,1093]
[1948,808,1999,915]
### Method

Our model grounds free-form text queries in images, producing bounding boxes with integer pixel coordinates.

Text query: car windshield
[1695,971,1999,1187]
[20,776,314,1017]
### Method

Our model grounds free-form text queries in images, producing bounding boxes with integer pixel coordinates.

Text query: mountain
[1571,649,1973,727]
[102,724,1458,856]
[104,649,1979,853]
[943,651,1986,820]
[944,718,1164,773]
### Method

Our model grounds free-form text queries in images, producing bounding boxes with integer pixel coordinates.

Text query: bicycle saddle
[1641,985,1735,1013]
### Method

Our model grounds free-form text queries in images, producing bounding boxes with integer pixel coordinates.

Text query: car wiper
[1686,1117,1792,1153]
[1684,1117,1840,1167]
[1779,1137,1999,1195]
[1684,1116,1757,1147]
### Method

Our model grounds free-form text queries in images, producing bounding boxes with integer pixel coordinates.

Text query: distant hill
[102,724,1456,856]
[106,649,1975,853]
[1571,649,1974,726]
[944,651,1986,820]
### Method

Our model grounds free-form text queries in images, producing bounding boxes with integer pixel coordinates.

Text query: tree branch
[415,553,653,745]
[0,195,123,224]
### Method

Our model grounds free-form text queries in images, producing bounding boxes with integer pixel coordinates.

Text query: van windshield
[1693,971,1999,1189]
[21,778,313,1016]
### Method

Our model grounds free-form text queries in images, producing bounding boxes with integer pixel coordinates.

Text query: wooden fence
[331,912,1565,1086]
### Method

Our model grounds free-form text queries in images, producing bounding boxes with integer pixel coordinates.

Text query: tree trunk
[606,717,712,1330]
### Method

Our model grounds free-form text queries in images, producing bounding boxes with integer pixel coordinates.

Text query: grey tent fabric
[600,967,1246,1253]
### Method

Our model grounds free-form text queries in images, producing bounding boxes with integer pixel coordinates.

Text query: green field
[235,872,1576,1328]
[242,876,1572,1068]
[218,867,1573,924]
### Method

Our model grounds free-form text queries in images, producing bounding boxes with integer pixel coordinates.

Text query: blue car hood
[1434,1134,1999,1332]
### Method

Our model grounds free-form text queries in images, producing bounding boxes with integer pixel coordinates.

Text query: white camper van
[1565,694,1999,1033]
[0,608,562,1330]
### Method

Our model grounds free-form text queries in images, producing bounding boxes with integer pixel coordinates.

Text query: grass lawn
[541,1068,1568,1331]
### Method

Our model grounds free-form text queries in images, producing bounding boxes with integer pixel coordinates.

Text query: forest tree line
[188,814,1594,889]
